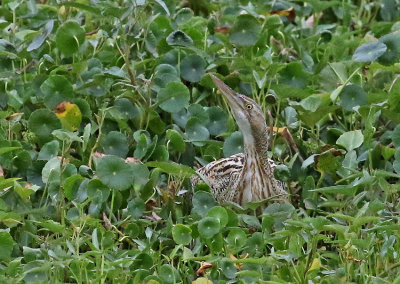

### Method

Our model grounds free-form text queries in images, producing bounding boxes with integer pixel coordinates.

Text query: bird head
[211,75,268,145]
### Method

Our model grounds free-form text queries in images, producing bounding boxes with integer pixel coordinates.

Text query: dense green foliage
[1,0,400,283]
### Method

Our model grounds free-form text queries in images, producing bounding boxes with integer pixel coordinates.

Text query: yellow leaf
[309,257,321,271]
[54,101,82,131]
[192,278,213,284]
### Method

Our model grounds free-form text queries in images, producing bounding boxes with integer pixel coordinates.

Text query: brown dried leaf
[196,262,214,276]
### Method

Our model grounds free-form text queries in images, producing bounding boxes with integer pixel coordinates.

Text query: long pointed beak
[210,75,243,112]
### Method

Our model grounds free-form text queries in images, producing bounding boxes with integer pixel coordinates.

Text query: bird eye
[246,104,253,110]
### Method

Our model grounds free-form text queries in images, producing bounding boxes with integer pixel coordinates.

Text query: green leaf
[353,41,387,62]
[206,106,228,136]
[339,84,368,111]
[166,129,186,153]
[391,125,400,147]
[52,129,83,143]
[0,231,14,261]
[229,14,261,46]
[157,81,190,113]
[37,140,59,161]
[378,32,400,65]
[192,191,216,216]
[311,184,358,195]
[180,55,205,82]
[172,224,192,245]
[166,30,193,47]
[185,117,210,144]
[153,64,180,91]
[0,146,21,156]
[101,131,129,158]
[28,109,61,144]
[336,130,364,151]
[175,8,194,25]
[227,228,247,248]
[127,198,145,219]
[96,155,133,190]
[198,216,220,238]
[206,206,228,228]
[40,75,74,109]
[223,131,243,157]
[112,98,139,120]
[145,161,195,178]
[55,21,85,57]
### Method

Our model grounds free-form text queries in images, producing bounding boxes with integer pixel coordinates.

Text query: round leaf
[229,14,261,46]
[157,81,190,113]
[127,197,145,219]
[336,130,364,152]
[55,21,85,57]
[180,55,205,82]
[172,224,192,245]
[353,41,387,62]
[227,228,247,248]
[223,131,243,157]
[28,109,61,144]
[0,232,14,261]
[186,117,210,143]
[101,131,129,158]
[112,98,139,120]
[206,106,228,136]
[339,84,367,111]
[166,129,186,153]
[198,216,220,238]
[96,155,133,190]
[378,32,400,66]
[206,206,228,228]
[40,75,74,109]
[153,64,180,90]
[192,191,216,216]
[166,30,193,47]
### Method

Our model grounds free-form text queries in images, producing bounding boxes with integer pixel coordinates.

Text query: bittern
[191,75,288,205]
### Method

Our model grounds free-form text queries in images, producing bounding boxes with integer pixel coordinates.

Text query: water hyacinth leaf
[96,155,133,190]
[378,32,400,65]
[101,131,129,158]
[40,75,74,109]
[166,129,186,153]
[54,102,82,131]
[172,224,192,245]
[274,164,290,181]
[353,41,387,62]
[229,14,261,46]
[28,109,61,144]
[157,81,190,113]
[192,191,216,216]
[37,140,59,161]
[180,54,205,82]
[55,21,85,57]
[206,206,228,228]
[87,179,110,203]
[166,30,193,47]
[206,106,228,136]
[198,216,220,238]
[185,117,210,143]
[223,131,244,157]
[130,163,150,186]
[336,130,364,152]
[339,84,367,111]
